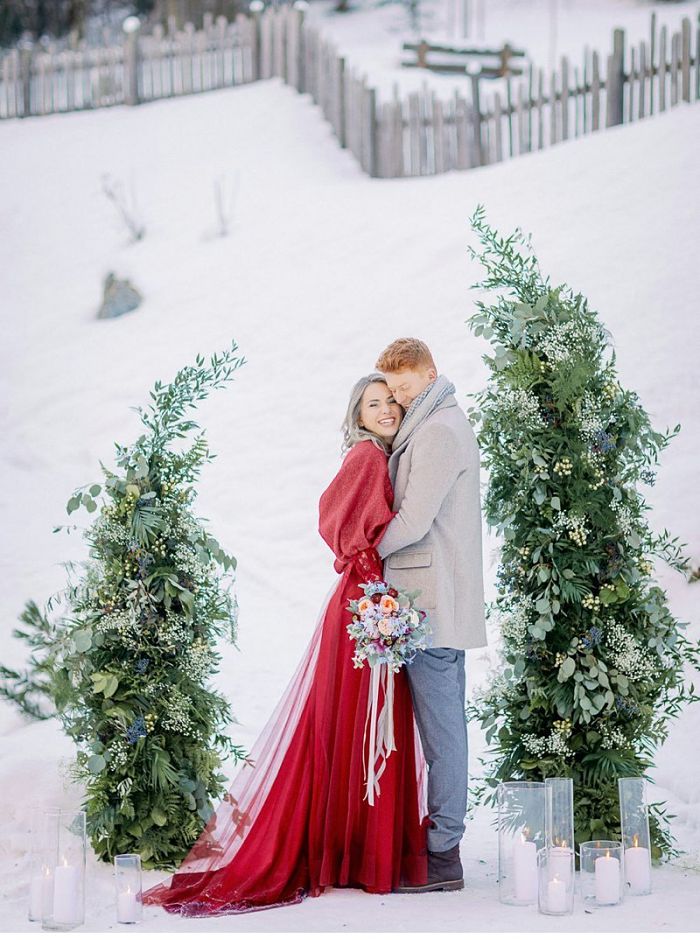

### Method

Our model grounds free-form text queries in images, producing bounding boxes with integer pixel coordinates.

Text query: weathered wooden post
[417,39,429,69]
[18,39,33,118]
[123,15,141,106]
[338,56,347,147]
[605,27,625,126]
[293,0,309,93]
[680,17,691,103]
[249,0,264,82]
[367,86,378,178]
[467,65,484,166]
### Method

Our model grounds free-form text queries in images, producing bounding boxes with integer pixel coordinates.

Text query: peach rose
[379,595,399,615]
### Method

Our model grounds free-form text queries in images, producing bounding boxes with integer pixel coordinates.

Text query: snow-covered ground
[308,0,700,96]
[1,8,699,931]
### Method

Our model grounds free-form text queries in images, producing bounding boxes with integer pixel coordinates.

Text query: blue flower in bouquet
[126,716,147,743]
[135,657,150,674]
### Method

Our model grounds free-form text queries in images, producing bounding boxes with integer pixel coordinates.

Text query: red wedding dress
[141,439,429,915]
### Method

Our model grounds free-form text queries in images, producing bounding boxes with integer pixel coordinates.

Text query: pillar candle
[117,887,140,923]
[625,843,651,894]
[52,862,80,925]
[595,852,620,904]
[513,833,538,902]
[548,845,570,882]
[547,875,567,913]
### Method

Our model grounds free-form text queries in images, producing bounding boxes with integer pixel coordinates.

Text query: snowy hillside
[1,63,699,931]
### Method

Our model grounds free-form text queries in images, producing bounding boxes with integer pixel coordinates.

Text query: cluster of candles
[500,777,653,914]
[513,832,651,907]
[27,808,143,929]
[29,854,142,927]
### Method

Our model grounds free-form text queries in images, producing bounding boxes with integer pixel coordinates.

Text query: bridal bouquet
[346,581,431,806]
[346,580,432,671]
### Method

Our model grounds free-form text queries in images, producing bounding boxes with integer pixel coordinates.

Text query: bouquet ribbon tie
[362,663,396,806]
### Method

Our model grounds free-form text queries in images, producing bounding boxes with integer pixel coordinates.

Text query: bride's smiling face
[359,382,403,442]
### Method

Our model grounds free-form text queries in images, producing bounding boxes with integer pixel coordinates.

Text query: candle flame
[633,835,639,848]
[605,850,611,859]
[521,828,530,843]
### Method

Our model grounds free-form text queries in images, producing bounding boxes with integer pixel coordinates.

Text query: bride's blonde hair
[341,373,401,456]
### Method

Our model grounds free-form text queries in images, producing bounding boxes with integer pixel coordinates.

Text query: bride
[141,373,429,915]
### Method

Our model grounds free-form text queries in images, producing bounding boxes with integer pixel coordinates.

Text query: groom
[374,337,487,893]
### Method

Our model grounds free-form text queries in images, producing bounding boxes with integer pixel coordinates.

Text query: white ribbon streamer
[362,663,398,806]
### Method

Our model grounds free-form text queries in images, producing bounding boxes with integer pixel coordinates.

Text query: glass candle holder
[618,777,652,895]
[545,777,574,854]
[27,806,60,922]
[537,846,574,916]
[580,841,624,907]
[497,781,545,905]
[114,854,143,924]
[40,809,86,931]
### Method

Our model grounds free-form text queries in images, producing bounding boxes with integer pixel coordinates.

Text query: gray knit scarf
[391,375,457,453]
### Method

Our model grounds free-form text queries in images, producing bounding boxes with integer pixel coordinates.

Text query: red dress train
[141,439,429,915]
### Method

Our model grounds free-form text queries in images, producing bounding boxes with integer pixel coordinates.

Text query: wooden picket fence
[1,5,698,179]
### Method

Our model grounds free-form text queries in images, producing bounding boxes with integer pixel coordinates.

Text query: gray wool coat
[377,376,487,650]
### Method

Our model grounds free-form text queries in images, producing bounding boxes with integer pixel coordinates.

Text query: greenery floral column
[466,208,699,857]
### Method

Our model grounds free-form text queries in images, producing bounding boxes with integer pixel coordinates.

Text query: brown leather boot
[394,843,464,893]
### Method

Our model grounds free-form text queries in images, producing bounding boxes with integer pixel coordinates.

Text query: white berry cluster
[589,467,606,491]
[576,391,606,441]
[521,728,574,758]
[173,509,204,544]
[500,599,532,646]
[95,607,141,650]
[610,496,635,537]
[107,740,129,771]
[600,727,632,750]
[553,457,573,476]
[582,593,601,612]
[554,511,589,547]
[180,639,214,682]
[605,620,659,681]
[172,545,211,587]
[156,613,191,650]
[159,689,196,736]
[539,319,599,365]
[601,376,619,401]
[90,516,130,547]
[498,388,546,430]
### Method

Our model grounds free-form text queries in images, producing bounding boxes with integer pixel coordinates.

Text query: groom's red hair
[375,338,436,373]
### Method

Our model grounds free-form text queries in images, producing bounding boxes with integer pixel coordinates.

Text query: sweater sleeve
[318,442,395,575]
[377,422,463,559]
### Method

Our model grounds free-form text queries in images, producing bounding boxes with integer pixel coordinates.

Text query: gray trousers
[405,647,468,853]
